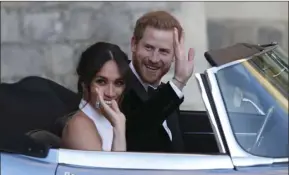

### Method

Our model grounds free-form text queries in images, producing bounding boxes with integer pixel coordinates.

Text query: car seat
[0,76,81,147]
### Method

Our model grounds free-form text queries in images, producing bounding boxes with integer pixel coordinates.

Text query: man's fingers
[180,30,185,46]
[173,28,180,46]
[188,48,195,62]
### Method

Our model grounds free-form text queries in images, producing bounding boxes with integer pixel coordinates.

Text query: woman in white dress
[61,42,129,151]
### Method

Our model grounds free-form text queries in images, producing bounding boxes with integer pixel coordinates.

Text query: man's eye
[160,51,168,55]
[160,49,170,55]
[145,45,153,51]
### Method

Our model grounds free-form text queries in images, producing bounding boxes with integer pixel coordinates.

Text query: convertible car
[0,42,288,175]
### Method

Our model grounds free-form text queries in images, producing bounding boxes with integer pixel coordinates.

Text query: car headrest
[0,76,81,135]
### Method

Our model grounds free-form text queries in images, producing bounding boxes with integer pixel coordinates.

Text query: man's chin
[143,77,160,85]
[139,70,161,85]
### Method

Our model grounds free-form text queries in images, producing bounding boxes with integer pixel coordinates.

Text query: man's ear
[131,36,137,52]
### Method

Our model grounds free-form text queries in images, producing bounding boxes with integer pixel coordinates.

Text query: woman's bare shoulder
[64,111,96,134]
[61,111,102,150]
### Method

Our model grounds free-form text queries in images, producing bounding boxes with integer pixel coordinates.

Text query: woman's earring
[95,101,101,109]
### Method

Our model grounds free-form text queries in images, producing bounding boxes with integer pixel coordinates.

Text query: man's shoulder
[122,86,142,105]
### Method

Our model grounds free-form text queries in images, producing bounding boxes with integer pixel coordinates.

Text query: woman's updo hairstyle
[76,42,129,98]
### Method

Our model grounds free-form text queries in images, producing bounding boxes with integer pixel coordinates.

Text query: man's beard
[132,54,171,85]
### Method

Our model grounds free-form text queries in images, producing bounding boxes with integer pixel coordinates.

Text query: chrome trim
[195,74,226,153]
[184,132,257,136]
[242,98,265,115]
[274,158,289,163]
[206,68,244,156]
[235,157,288,167]
[232,157,274,167]
[184,132,214,135]
[216,59,248,71]
[273,68,286,77]
[58,149,234,170]
[235,133,257,136]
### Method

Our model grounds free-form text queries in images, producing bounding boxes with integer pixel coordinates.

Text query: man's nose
[103,84,116,99]
[149,51,160,63]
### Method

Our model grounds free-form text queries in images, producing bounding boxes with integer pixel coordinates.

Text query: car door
[55,148,235,175]
[178,42,267,156]
[0,133,58,175]
[1,151,58,175]
[178,110,220,154]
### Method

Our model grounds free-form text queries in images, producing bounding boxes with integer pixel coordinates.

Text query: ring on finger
[95,101,101,109]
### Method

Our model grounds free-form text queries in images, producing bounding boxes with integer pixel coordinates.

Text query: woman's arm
[111,127,126,151]
[61,114,103,151]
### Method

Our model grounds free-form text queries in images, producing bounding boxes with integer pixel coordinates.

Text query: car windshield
[215,46,288,158]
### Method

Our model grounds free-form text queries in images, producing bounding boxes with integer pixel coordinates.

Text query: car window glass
[215,47,288,158]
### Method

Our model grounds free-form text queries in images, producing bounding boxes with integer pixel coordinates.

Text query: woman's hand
[95,88,126,130]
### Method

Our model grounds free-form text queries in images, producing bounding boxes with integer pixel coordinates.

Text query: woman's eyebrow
[95,76,107,80]
[115,77,125,81]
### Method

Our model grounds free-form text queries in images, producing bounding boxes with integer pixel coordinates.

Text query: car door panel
[234,165,288,175]
[0,150,58,175]
[227,112,265,149]
[56,162,288,175]
[56,149,234,175]
[179,110,219,153]
[56,166,238,175]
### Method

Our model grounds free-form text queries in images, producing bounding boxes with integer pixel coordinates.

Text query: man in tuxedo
[121,11,195,153]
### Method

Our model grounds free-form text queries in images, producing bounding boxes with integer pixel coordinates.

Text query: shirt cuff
[169,80,184,99]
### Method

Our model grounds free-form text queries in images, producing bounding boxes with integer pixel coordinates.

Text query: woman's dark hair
[76,42,129,99]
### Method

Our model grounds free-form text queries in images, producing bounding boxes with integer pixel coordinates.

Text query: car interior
[0,43,270,156]
[0,75,221,154]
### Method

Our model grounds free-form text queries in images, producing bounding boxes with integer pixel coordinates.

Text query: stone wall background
[206,2,288,52]
[1,1,288,110]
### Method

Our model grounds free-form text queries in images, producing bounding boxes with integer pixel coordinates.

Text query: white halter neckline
[79,99,113,151]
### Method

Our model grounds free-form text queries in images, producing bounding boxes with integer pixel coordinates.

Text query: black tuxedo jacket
[121,68,185,153]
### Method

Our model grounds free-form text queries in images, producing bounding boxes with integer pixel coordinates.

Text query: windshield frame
[203,45,288,166]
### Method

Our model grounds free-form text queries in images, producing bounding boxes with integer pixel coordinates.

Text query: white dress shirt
[129,62,184,141]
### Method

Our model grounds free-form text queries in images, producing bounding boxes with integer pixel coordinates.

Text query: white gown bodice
[79,99,113,151]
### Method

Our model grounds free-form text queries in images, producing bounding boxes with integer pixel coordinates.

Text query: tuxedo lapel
[167,110,183,151]
[158,82,184,152]
[125,68,148,102]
